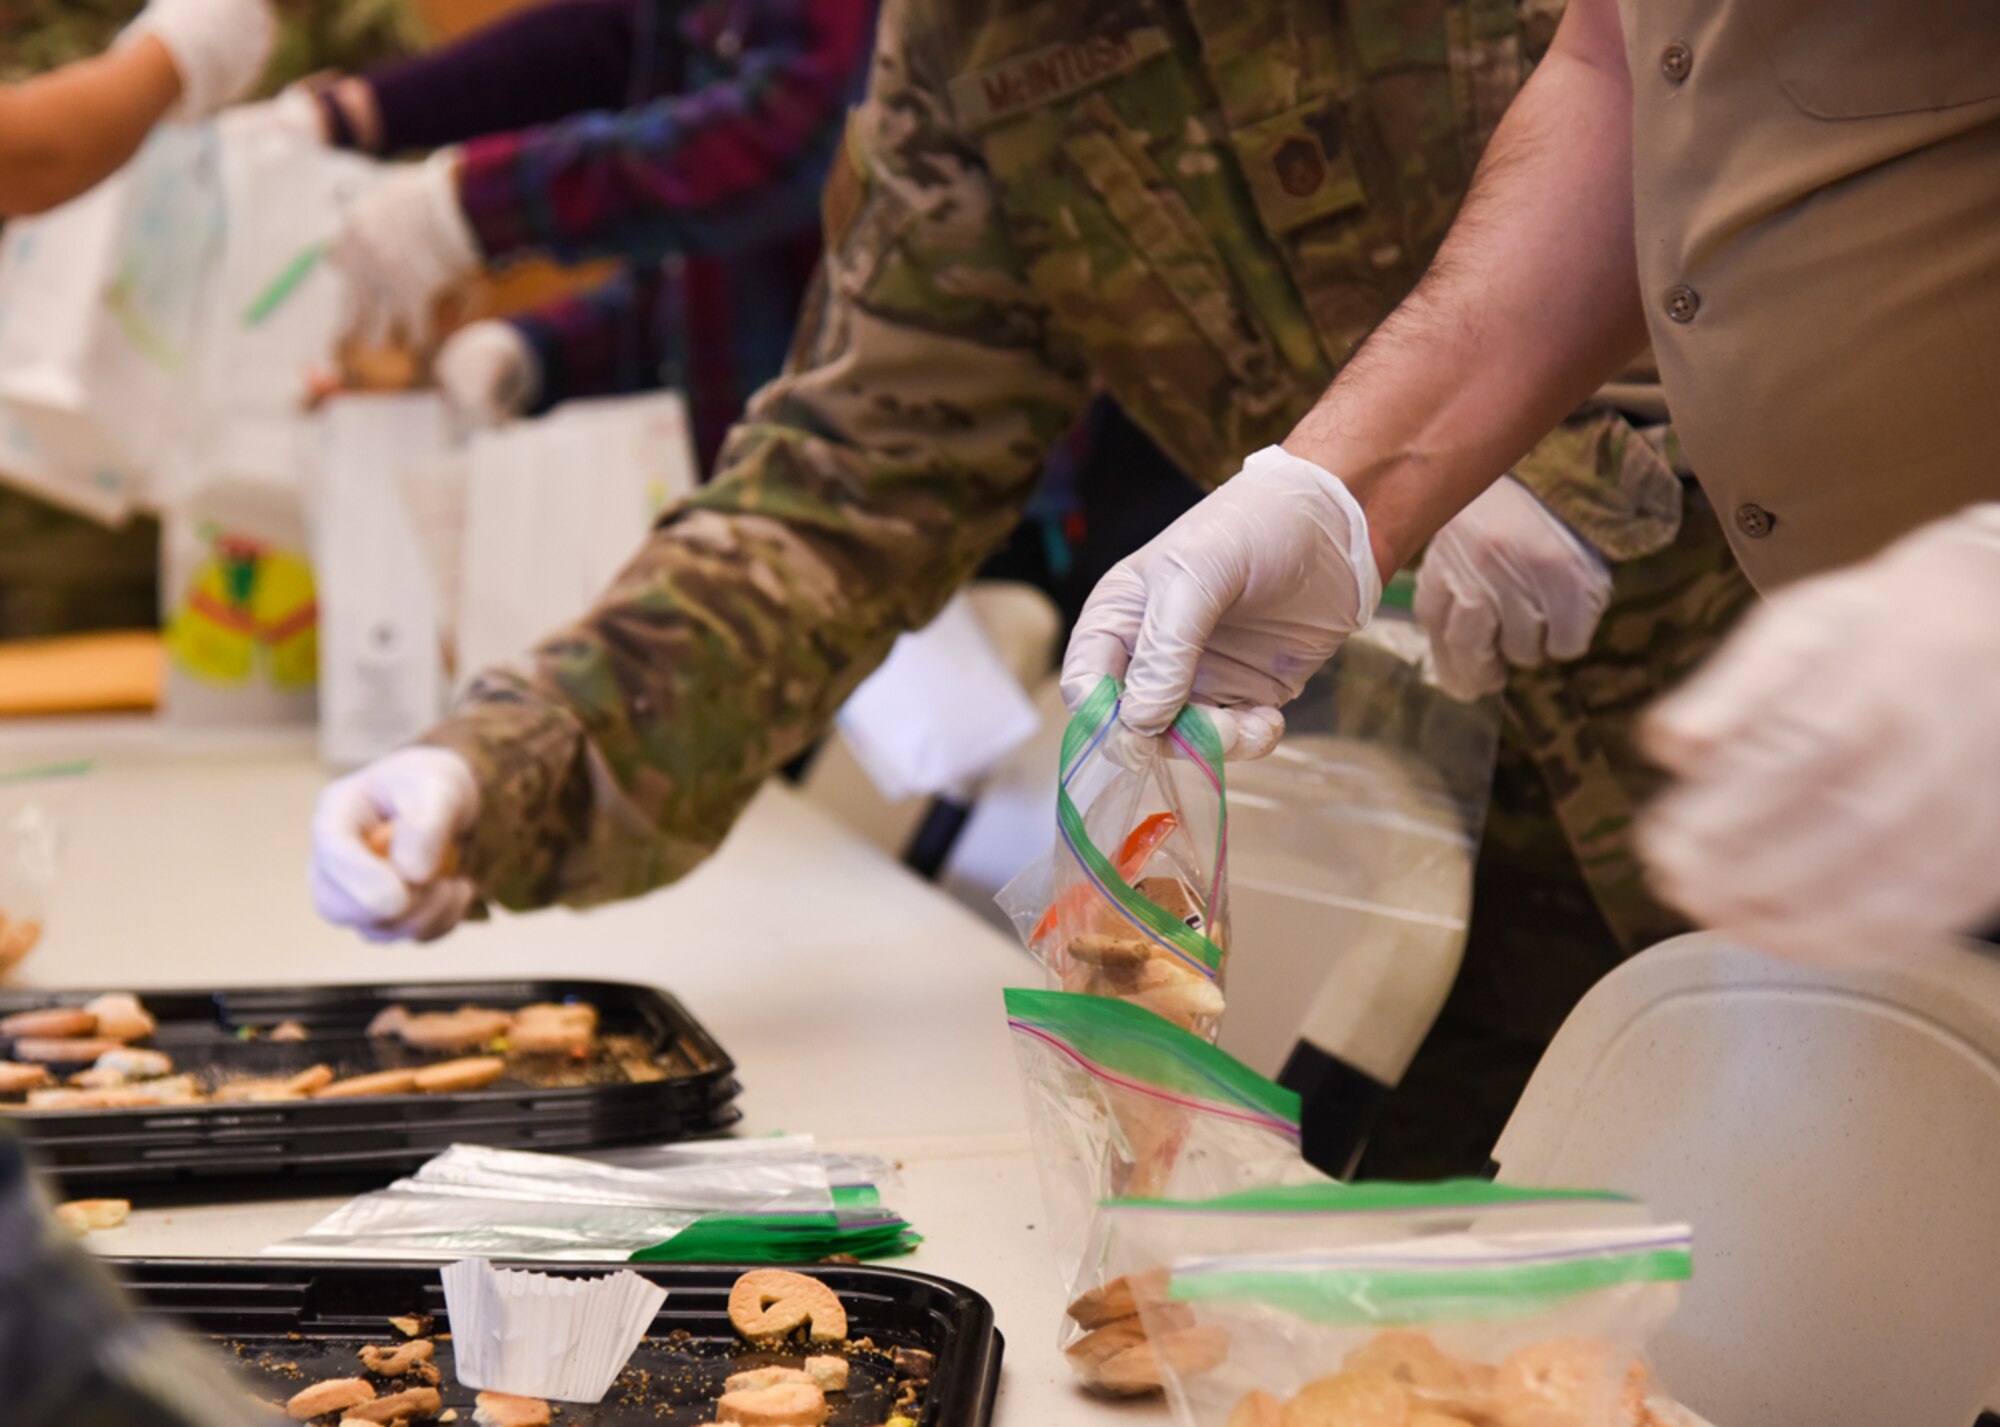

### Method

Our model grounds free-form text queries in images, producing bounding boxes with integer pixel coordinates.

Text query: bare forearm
[0,38,182,215]
[1284,0,1642,575]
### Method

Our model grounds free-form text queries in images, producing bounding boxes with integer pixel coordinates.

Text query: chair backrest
[1493,931,2000,1427]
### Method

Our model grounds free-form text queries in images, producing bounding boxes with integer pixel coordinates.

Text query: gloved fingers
[387,779,463,887]
[384,877,477,944]
[309,849,407,933]
[1201,705,1286,761]
[1641,585,1852,774]
[1494,594,1553,670]
[1122,569,1236,736]
[1422,585,1507,703]
[1542,557,1613,662]
[1062,564,1147,712]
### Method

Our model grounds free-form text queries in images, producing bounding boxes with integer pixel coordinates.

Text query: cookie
[473,1391,551,1426]
[1488,1339,1622,1427]
[1227,1389,1284,1427]
[0,1060,50,1094]
[715,1382,829,1426]
[342,1386,442,1422]
[54,1198,129,1233]
[358,1339,433,1376]
[1281,1372,1412,1427]
[728,1269,848,1343]
[82,993,155,1042]
[316,1069,422,1099]
[1345,1330,1493,1417]
[412,1056,506,1092]
[803,1356,848,1393]
[724,1367,817,1393]
[1067,1268,1172,1329]
[1093,1324,1230,1396]
[0,1007,94,1039]
[399,1007,514,1052]
[286,1379,376,1420]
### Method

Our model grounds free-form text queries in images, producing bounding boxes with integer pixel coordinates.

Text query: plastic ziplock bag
[1006,987,1323,1394]
[1101,1181,1703,1427]
[1217,594,1500,1109]
[1000,677,1233,1040]
[0,760,88,976]
[270,1140,833,1262]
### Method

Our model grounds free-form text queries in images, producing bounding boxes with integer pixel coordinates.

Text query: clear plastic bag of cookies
[0,760,85,979]
[998,677,1232,1041]
[1004,988,1325,1396]
[1100,1180,1708,1427]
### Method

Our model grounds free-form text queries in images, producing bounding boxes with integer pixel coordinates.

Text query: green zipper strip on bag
[1006,988,1299,1127]
[0,760,93,785]
[1057,678,1228,976]
[1166,1244,1692,1325]
[1105,1179,1630,1215]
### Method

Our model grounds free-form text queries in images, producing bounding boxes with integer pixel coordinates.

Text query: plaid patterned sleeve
[0,1131,279,1427]
[455,0,875,265]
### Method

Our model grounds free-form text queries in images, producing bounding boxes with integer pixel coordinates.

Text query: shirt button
[1735,503,1775,539]
[1665,285,1700,323]
[1272,135,1326,198]
[1661,41,1694,83]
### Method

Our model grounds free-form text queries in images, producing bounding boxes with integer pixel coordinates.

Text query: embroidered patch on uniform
[949,27,1170,128]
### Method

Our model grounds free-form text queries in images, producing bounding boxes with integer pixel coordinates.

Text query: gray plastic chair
[1493,931,2000,1427]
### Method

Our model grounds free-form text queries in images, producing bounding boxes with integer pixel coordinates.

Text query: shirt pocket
[1746,0,2000,118]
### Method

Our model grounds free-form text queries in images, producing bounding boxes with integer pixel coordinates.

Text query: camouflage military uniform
[0,1128,276,1426]
[430,1,1751,974]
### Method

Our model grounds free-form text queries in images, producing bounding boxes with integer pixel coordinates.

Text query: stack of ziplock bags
[999,680,1710,1424]
[272,1135,919,1265]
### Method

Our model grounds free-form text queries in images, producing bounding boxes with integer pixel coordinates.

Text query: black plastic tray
[112,1259,1002,1427]
[2,980,740,1187]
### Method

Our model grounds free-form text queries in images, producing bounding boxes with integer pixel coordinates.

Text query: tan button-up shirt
[1618,0,2000,587]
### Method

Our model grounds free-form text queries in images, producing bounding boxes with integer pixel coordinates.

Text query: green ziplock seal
[241,242,327,327]
[1167,1245,1692,1325]
[1006,988,1299,1127]
[0,760,93,785]
[1106,1179,1630,1215]
[1057,678,1227,976]
[1379,568,1417,612]
[833,1184,881,1208]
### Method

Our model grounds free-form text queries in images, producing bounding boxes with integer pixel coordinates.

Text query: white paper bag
[309,395,456,768]
[0,124,223,520]
[457,393,697,684]
[836,594,1042,802]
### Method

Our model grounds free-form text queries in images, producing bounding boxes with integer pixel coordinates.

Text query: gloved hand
[1061,444,1381,760]
[435,321,539,426]
[328,151,482,348]
[310,747,482,943]
[1415,473,1613,701]
[216,87,326,146]
[1640,504,2000,961]
[122,0,278,120]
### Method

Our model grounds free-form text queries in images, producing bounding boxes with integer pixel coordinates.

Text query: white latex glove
[122,0,278,120]
[328,151,482,348]
[310,747,482,943]
[216,87,326,146]
[1062,444,1381,760]
[1415,473,1613,701]
[1640,504,2000,961]
[435,321,539,426]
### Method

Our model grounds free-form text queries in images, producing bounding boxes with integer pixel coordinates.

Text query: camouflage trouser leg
[1357,484,1758,1180]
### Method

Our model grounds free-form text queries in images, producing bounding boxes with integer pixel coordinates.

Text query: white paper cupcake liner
[442,1259,668,1403]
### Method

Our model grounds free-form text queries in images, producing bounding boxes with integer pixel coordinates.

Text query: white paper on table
[835,594,1042,803]
[444,1259,667,1403]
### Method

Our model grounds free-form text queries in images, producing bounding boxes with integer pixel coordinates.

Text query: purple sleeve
[363,0,652,154]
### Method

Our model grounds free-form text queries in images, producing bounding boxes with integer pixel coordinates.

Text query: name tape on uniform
[950,28,1170,129]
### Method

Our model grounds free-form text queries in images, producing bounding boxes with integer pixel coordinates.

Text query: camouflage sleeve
[1507,354,1687,564]
[423,0,1091,910]
[2,1132,279,1427]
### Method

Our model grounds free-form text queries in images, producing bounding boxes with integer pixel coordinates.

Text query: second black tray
[2,979,740,1187]
[113,1258,1003,1427]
